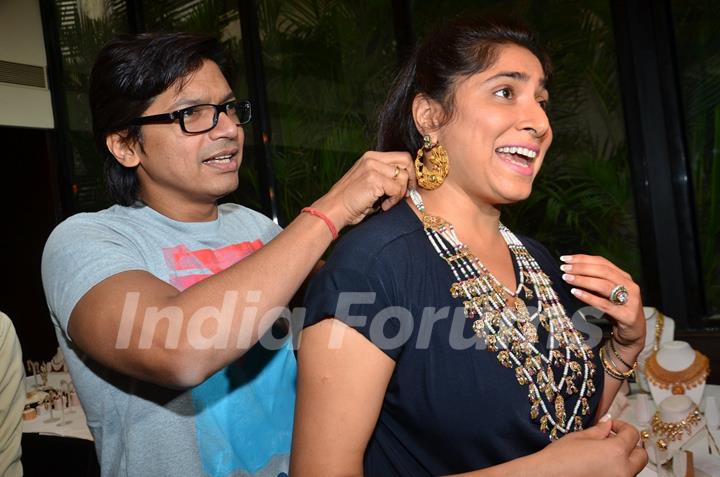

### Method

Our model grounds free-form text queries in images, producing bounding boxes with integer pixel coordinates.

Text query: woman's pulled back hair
[376,16,551,154]
[89,32,228,206]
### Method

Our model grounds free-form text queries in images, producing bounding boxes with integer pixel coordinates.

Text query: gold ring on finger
[392,165,400,179]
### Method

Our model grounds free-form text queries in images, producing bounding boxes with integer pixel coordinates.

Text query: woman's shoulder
[323,201,424,273]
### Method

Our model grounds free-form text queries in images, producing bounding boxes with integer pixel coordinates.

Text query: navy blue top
[303,200,604,476]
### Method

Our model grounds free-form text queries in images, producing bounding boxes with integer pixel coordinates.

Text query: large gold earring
[415,135,449,190]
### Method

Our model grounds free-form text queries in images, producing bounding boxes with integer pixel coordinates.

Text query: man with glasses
[41,32,413,477]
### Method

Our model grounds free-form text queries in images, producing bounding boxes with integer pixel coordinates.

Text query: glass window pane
[672,0,720,316]
[51,1,261,212]
[53,0,129,211]
[256,0,398,222]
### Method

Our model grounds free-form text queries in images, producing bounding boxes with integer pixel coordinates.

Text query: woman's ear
[106,132,141,168]
[412,94,444,138]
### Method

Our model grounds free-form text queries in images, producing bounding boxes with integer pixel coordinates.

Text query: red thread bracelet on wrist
[301,207,338,240]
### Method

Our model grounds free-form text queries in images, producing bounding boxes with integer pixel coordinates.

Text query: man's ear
[106,132,141,168]
[411,94,444,138]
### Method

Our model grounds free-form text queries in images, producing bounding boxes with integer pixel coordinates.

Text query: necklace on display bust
[408,190,596,440]
[644,350,709,395]
[651,310,665,352]
[651,405,702,443]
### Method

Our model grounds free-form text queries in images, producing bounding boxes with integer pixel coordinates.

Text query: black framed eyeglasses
[131,99,252,133]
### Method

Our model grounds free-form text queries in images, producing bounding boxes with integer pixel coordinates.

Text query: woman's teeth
[496,146,537,159]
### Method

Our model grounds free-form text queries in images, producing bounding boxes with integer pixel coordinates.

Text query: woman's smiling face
[431,43,553,205]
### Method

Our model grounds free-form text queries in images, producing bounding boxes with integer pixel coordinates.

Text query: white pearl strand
[410,190,593,437]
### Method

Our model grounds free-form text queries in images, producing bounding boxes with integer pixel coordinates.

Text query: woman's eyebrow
[484,71,528,83]
[483,71,547,89]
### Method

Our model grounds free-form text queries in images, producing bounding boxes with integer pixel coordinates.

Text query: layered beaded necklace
[409,190,596,440]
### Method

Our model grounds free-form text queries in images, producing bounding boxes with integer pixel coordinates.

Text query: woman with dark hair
[291,17,647,476]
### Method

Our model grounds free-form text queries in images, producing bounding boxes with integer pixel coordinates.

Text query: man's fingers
[362,151,415,187]
[332,150,417,225]
[379,178,404,210]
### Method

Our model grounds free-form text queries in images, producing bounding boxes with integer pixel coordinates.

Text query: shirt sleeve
[302,248,410,362]
[41,215,149,339]
[0,312,23,477]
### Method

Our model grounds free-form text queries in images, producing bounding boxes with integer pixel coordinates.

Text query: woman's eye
[494,88,512,99]
[538,99,549,110]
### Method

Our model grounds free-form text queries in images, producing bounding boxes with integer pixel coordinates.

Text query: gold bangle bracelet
[605,341,636,377]
[600,345,634,380]
[600,346,626,380]
[609,337,637,371]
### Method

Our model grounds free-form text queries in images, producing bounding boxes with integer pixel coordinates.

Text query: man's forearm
[150,210,336,386]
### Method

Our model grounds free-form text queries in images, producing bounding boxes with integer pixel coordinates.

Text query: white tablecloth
[22,372,93,441]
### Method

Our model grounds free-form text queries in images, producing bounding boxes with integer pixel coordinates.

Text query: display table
[22,372,92,441]
[616,384,720,477]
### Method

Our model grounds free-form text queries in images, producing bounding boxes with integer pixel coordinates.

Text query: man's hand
[312,151,416,230]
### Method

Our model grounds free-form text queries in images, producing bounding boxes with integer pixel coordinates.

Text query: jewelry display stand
[671,451,694,477]
[647,395,705,466]
[646,341,709,406]
[637,307,675,392]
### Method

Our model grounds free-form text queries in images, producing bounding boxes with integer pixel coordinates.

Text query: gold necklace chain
[653,311,664,352]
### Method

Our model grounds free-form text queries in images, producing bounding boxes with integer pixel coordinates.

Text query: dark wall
[678,331,720,385]
[0,126,61,362]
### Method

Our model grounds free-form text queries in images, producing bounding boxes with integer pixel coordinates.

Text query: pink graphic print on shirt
[163,240,263,291]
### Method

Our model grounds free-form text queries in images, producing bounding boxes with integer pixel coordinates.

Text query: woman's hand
[311,151,416,231]
[535,419,648,477]
[454,418,648,477]
[559,254,645,355]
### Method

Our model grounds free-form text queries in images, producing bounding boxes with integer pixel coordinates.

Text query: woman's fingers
[567,279,640,315]
[559,257,639,310]
[560,263,640,320]
[569,286,633,316]
[610,420,649,474]
[611,419,641,447]
[561,254,645,346]
[560,262,628,292]
[563,274,618,302]
[561,254,632,281]
[628,446,649,474]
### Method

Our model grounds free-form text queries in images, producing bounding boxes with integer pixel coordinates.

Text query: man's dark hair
[89,32,229,206]
[376,16,551,154]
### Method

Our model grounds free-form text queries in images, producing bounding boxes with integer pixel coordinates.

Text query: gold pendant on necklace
[521,321,538,344]
[514,297,531,321]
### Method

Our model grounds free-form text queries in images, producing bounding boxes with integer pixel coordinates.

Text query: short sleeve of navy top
[302,200,604,476]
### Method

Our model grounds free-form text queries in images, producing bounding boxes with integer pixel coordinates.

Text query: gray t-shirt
[42,202,296,477]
